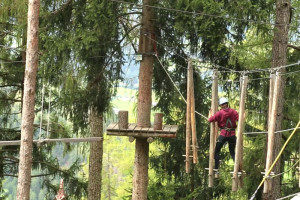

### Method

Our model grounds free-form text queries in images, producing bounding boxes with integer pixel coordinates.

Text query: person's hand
[208,109,212,118]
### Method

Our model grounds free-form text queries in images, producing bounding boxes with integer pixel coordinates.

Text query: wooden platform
[106,123,178,138]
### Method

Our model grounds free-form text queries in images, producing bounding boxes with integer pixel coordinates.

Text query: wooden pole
[263,72,281,193]
[268,74,276,127]
[132,0,155,198]
[153,113,163,130]
[189,60,198,164]
[232,75,248,191]
[17,0,40,198]
[0,137,103,146]
[118,111,128,129]
[208,70,218,187]
[186,60,192,173]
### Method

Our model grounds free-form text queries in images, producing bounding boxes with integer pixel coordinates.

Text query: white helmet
[219,97,228,105]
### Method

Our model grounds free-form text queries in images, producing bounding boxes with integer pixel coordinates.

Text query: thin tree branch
[288,44,300,51]
[51,0,73,16]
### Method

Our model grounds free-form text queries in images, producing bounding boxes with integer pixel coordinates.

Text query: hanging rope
[155,55,208,120]
[250,119,300,200]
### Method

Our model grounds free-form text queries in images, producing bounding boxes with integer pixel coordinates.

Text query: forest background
[0,0,300,199]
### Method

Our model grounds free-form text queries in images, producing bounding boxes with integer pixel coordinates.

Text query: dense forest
[0,0,300,199]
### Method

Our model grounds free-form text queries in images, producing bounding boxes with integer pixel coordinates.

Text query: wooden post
[118,111,128,129]
[153,113,163,130]
[132,0,155,198]
[232,75,248,191]
[208,69,218,187]
[16,0,40,199]
[263,72,281,193]
[268,74,275,127]
[185,60,192,173]
[189,60,198,164]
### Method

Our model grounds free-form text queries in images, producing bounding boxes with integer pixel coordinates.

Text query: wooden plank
[232,76,248,192]
[107,123,118,130]
[141,127,150,133]
[106,131,176,138]
[133,126,142,133]
[128,123,137,131]
[169,125,178,133]
[263,72,281,193]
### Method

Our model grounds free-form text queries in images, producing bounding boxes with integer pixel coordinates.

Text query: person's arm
[208,111,219,122]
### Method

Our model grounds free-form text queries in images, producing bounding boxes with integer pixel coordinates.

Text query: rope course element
[270,158,300,178]
[110,0,299,29]
[155,55,208,120]
[144,33,300,77]
[276,192,300,200]
[244,127,300,135]
[0,60,25,64]
[250,119,300,200]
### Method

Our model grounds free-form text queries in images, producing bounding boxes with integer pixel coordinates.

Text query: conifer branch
[51,0,73,16]
[288,44,300,51]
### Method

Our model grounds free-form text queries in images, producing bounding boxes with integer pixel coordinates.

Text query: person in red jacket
[208,97,239,172]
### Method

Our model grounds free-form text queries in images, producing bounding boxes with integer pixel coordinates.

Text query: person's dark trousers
[214,135,236,170]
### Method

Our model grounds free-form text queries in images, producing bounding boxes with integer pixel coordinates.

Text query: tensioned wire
[110,0,300,29]
[144,33,300,75]
[249,120,300,200]
[155,54,300,135]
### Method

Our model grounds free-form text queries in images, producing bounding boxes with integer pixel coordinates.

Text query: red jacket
[208,108,239,137]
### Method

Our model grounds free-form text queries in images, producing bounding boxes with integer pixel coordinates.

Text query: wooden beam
[263,72,281,193]
[232,75,248,191]
[0,137,103,146]
[209,69,218,187]
[189,60,198,164]
[107,132,176,138]
[185,60,192,173]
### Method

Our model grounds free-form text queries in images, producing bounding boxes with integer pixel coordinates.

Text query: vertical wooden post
[118,111,128,129]
[132,0,155,198]
[185,61,192,173]
[208,69,218,187]
[189,60,198,164]
[263,72,281,193]
[232,75,248,191]
[153,113,163,130]
[17,0,40,199]
[268,74,276,127]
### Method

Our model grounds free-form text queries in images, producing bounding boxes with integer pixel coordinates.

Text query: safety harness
[220,118,235,134]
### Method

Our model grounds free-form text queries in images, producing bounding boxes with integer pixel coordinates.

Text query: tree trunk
[88,107,103,200]
[16,0,40,199]
[132,0,155,199]
[263,0,290,199]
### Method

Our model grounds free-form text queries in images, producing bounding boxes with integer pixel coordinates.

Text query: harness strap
[220,118,235,135]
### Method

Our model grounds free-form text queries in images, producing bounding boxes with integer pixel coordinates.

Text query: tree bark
[132,0,155,199]
[16,0,40,199]
[88,107,104,200]
[263,0,290,199]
